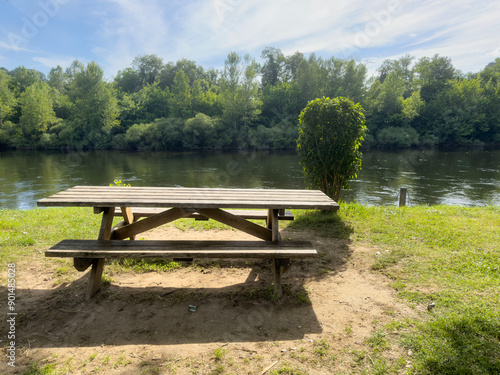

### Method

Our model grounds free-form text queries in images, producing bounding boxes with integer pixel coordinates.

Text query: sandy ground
[1,225,418,374]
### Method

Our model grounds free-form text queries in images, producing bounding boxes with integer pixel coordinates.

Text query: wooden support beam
[197,208,272,241]
[109,207,295,221]
[120,206,135,240]
[121,206,134,224]
[112,220,126,230]
[98,207,115,240]
[111,208,192,240]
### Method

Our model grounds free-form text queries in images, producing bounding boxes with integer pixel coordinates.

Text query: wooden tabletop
[37,186,340,210]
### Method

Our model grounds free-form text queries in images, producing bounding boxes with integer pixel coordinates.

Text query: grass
[293,204,500,374]
[1,204,500,374]
[109,258,183,273]
[213,347,227,361]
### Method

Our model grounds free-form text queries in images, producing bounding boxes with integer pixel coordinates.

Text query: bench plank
[46,240,317,259]
[47,239,317,300]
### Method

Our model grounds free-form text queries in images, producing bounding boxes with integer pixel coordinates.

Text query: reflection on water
[1,148,499,209]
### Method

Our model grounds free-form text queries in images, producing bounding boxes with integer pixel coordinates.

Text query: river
[1,148,499,209]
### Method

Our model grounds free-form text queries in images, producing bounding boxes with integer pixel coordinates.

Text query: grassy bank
[291,204,500,374]
[1,204,499,374]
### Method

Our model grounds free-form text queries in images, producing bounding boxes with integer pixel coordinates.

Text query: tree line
[0,48,499,151]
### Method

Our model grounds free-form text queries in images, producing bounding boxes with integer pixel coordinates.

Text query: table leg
[85,206,114,301]
[273,258,290,298]
[268,209,285,296]
[86,258,105,300]
[267,209,282,242]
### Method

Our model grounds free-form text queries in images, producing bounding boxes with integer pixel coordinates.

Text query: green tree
[295,59,322,109]
[377,54,415,97]
[401,90,424,125]
[171,70,192,118]
[114,67,142,93]
[191,79,222,116]
[10,66,44,93]
[68,61,120,147]
[158,59,206,90]
[220,52,261,132]
[0,69,17,127]
[365,71,405,130]
[260,81,302,125]
[432,77,487,144]
[64,60,85,91]
[131,82,170,123]
[479,59,500,142]
[415,54,456,102]
[19,81,58,143]
[261,46,285,87]
[132,54,164,86]
[340,59,367,103]
[297,97,366,201]
[282,51,304,82]
[47,65,66,93]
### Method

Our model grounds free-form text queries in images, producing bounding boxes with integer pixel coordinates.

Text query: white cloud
[0,41,34,52]
[342,0,500,74]
[32,56,75,69]
[91,0,172,75]
[487,47,500,57]
[177,0,382,63]
[62,0,500,77]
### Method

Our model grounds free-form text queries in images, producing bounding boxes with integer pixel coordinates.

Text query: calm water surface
[1,149,499,209]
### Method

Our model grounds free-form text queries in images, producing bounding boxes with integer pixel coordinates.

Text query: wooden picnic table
[38,186,339,300]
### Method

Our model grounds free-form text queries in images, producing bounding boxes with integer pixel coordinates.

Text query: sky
[0,0,499,80]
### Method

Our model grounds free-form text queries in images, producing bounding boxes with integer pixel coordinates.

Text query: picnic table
[38,186,339,300]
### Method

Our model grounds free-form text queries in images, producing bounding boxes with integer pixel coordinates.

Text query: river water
[1,148,499,209]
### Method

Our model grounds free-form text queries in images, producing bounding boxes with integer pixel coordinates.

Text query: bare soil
[2,225,418,374]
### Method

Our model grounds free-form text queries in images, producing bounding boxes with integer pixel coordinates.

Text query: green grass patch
[403,304,500,374]
[22,361,57,375]
[365,329,390,352]
[110,258,183,273]
[290,204,500,373]
[213,347,227,361]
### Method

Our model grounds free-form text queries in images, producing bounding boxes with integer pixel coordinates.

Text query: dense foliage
[297,97,366,200]
[0,51,499,150]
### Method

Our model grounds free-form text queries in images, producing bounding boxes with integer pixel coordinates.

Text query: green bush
[297,96,366,200]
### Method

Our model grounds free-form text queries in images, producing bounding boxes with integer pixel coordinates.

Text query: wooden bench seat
[46,239,316,258]
[105,207,294,221]
[46,239,316,300]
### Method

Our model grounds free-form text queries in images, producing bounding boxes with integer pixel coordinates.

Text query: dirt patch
[2,226,418,374]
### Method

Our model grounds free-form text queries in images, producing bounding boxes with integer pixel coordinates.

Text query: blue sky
[1,0,499,79]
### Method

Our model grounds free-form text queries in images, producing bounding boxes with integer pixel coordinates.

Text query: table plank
[37,186,339,210]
